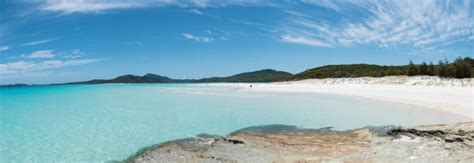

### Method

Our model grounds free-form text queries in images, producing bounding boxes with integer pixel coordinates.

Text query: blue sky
[0,0,473,84]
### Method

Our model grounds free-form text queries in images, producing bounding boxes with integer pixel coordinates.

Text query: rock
[223,138,245,144]
[126,122,474,162]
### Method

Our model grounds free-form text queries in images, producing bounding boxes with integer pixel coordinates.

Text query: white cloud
[284,0,473,51]
[23,50,55,59]
[63,49,86,58]
[0,46,9,51]
[0,61,36,75]
[24,0,472,53]
[187,0,270,8]
[22,38,57,46]
[1,71,54,79]
[281,35,333,48]
[191,0,207,7]
[189,8,203,15]
[39,0,268,14]
[0,59,100,76]
[71,49,82,55]
[284,10,306,17]
[182,33,214,43]
[468,35,474,41]
[40,1,149,14]
[301,0,342,13]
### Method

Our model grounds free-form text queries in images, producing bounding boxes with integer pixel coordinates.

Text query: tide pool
[0,84,468,162]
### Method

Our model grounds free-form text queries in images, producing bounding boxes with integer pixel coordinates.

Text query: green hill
[289,64,408,80]
[63,69,292,84]
[198,69,293,82]
[66,73,193,84]
[288,57,473,80]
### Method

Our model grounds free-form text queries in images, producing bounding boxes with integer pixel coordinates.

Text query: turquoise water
[0,84,468,162]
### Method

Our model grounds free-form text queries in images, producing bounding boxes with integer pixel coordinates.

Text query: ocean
[0,84,467,162]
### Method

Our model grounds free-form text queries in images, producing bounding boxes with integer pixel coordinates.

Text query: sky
[0,0,473,84]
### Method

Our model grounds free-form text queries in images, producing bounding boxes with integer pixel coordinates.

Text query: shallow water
[0,84,468,162]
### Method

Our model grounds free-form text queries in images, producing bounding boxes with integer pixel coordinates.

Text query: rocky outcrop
[125,122,474,162]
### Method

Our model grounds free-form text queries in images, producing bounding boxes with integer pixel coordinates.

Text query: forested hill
[198,69,293,82]
[288,57,473,80]
[62,69,293,85]
[289,64,408,80]
[65,73,194,84]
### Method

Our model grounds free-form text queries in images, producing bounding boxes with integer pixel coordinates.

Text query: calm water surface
[0,84,468,162]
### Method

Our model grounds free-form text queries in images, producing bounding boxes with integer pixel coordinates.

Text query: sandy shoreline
[203,76,474,119]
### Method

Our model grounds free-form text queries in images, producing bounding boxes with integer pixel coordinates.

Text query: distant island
[65,73,191,84]
[61,69,293,85]
[197,69,292,83]
[2,57,472,87]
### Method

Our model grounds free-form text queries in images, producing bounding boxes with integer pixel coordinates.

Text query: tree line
[408,57,473,78]
[289,56,473,80]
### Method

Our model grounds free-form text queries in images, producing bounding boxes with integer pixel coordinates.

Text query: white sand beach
[207,76,474,119]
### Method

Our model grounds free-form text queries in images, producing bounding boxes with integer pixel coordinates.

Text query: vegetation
[432,57,472,78]
[0,83,30,88]
[407,60,417,76]
[65,69,292,84]
[452,57,473,78]
[290,64,408,80]
[289,57,473,80]
[198,69,293,82]
[3,57,471,87]
[66,73,194,84]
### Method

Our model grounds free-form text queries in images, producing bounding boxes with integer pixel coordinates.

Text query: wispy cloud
[0,59,100,76]
[13,0,471,55]
[22,38,58,46]
[40,1,149,14]
[182,33,214,43]
[21,49,89,59]
[23,50,55,59]
[189,8,203,15]
[283,10,307,17]
[0,46,9,51]
[468,35,474,41]
[281,0,473,52]
[301,0,342,13]
[63,49,86,59]
[38,0,269,14]
[281,35,334,48]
